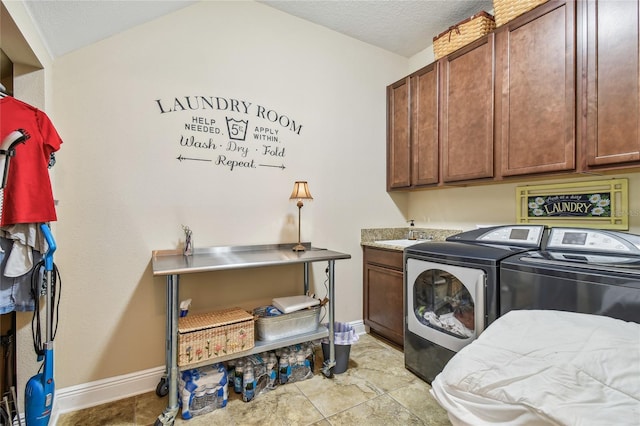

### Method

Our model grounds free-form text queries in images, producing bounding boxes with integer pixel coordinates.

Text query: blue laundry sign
[154,95,303,171]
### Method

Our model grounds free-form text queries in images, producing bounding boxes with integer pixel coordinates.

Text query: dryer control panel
[447,225,545,247]
[546,228,640,254]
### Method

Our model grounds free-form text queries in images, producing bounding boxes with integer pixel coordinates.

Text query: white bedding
[430,310,640,426]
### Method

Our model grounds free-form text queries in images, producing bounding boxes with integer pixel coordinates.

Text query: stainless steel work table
[151,243,351,425]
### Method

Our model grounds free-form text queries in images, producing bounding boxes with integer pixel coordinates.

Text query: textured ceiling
[260,0,493,57]
[20,0,493,59]
[22,0,198,58]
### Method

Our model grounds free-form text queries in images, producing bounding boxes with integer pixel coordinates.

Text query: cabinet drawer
[364,247,404,270]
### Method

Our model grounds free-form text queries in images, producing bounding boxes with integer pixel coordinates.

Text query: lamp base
[292,243,306,252]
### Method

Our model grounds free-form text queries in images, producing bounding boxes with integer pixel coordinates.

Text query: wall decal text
[155,95,303,172]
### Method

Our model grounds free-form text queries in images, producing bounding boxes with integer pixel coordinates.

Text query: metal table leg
[155,274,180,425]
[303,262,310,295]
[322,260,336,376]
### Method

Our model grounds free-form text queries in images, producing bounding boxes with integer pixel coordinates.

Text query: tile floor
[56,334,452,425]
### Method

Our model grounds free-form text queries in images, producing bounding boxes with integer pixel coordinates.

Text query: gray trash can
[321,322,359,374]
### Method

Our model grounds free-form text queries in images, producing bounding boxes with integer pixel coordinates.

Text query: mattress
[430,310,640,426]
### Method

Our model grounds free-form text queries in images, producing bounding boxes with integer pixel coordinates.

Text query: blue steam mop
[24,223,57,426]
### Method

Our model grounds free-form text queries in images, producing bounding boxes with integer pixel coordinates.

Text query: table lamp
[290,181,313,252]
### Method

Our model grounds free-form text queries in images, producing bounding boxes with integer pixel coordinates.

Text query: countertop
[152,243,351,276]
[360,227,462,251]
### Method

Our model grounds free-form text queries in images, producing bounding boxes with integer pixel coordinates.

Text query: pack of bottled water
[276,343,315,385]
[179,363,228,419]
[226,341,316,403]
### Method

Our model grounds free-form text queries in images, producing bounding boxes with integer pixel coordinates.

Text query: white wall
[408,45,436,74]
[42,0,409,388]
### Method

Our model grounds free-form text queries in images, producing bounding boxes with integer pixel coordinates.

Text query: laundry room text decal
[154,96,303,171]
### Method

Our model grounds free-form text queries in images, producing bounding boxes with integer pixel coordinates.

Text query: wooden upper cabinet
[387,63,439,190]
[581,0,640,169]
[496,0,576,177]
[387,77,411,189]
[411,63,439,186]
[441,35,495,182]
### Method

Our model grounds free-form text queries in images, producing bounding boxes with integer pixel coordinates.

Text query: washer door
[406,258,485,352]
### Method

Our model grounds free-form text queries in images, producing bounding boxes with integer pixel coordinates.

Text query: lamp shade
[290,181,313,200]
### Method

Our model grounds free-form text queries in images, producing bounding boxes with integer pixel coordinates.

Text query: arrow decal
[177,155,212,162]
[259,164,285,170]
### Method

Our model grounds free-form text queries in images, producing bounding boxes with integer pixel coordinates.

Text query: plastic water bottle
[191,388,206,411]
[234,359,244,394]
[289,351,308,382]
[205,385,218,409]
[220,384,228,408]
[296,351,306,367]
[288,351,297,372]
[305,343,314,372]
[227,359,236,379]
[267,353,278,386]
[279,355,289,385]
[243,365,255,402]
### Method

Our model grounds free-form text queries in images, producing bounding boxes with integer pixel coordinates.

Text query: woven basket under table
[178,307,254,367]
[433,11,496,60]
[493,0,549,27]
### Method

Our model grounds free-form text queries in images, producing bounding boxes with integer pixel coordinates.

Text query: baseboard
[51,365,166,422]
[352,320,366,336]
[47,320,365,422]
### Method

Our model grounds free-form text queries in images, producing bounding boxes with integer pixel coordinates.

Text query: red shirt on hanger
[0,96,62,226]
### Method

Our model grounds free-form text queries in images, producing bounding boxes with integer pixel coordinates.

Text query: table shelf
[178,325,329,371]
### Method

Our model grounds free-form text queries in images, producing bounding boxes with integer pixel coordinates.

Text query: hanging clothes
[0,237,43,314]
[0,96,63,313]
[0,96,62,226]
[1,224,47,276]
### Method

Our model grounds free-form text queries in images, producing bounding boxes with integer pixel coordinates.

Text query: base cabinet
[363,247,404,346]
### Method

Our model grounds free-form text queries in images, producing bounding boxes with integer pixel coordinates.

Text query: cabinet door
[411,63,439,186]
[363,263,404,346]
[441,35,495,182]
[387,77,411,190]
[582,0,640,168]
[496,0,576,176]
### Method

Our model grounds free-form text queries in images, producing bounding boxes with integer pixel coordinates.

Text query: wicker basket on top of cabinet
[493,0,549,26]
[433,11,495,60]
